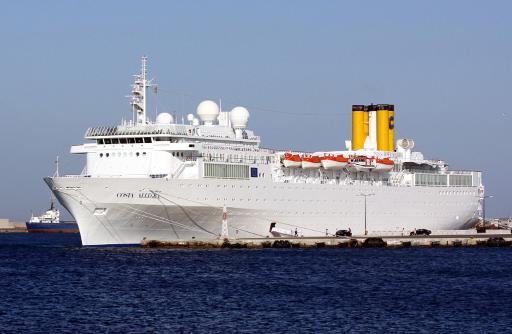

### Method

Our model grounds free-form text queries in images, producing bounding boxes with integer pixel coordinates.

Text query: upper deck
[85,123,260,145]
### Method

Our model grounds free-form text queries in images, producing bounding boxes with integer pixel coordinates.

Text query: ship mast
[130,56,154,124]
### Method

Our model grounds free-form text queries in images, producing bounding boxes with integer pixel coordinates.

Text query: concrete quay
[141,229,512,249]
[0,218,27,233]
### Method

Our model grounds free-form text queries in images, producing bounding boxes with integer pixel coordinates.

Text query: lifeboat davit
[302,156,322,169]
[346,156,376,173]
[283,153,302,168]
[375,157,394,172]
[321,155,348,170]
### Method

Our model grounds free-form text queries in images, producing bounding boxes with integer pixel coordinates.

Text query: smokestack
[351,105,365,150]
[377,104,390,151]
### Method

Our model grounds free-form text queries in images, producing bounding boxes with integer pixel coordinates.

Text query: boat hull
[374,163,393,172]
[301,161,321,169]
[283,160,302,168]
[45,176,480,246]
[25,222,79,233]
[321,159,347,170]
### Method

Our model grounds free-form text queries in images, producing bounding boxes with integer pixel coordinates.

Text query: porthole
[106,153,109,157]
[136,152,140,157]
[100,153,103,158]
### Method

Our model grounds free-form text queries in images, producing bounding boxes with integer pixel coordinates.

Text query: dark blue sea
[1,234,512,333]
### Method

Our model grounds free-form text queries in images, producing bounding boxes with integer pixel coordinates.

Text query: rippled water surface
[1,233,512,333]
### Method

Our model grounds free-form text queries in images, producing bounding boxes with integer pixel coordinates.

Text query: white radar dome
[156,112,174,124]
[397,138,415,150]
[230,106,250,128]
[187,113,195,122]
[196,100,219,125]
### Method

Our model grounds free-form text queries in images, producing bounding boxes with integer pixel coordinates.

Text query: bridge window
[119,138,127,144]
[104,139,111,144]
[155,137,171,142]
[144,137,152,143]
[128,138,135,144]
[97,139,104,145]
[112,138,119,144]
[135,138,143,143]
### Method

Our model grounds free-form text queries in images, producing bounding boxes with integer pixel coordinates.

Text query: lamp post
[358,193,375,235]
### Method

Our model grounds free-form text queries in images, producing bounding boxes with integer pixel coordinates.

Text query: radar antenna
[130,56,156,124]
[54,155,59,177]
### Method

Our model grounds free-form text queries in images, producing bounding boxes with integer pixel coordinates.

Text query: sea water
[1,233,511,333]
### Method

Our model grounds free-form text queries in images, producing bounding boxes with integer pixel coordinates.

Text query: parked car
[335,229,352,237]
[410,229,431,236]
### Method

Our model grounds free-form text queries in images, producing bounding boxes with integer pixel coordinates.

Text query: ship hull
[25,222,79,233]
[45,176,480,246]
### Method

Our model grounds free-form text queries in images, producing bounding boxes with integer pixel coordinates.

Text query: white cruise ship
[45,57,483,246]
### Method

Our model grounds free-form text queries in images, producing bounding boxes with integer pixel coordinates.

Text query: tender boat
[375,157,394,172]
[321,155,348,170]
[346,156,376,172]
[302,155,322,169]
[283,152,302,168]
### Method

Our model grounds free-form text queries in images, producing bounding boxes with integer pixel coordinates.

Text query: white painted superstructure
[45,57,483,245]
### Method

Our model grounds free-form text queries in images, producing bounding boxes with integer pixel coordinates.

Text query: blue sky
[0,1,511,220]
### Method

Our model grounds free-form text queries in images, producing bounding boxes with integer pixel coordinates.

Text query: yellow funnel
[388,105,395,151]
[363,105,369,139]
[377,104,389,151]
[352,105,365,150]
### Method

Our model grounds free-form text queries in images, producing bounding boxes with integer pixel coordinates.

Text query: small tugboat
[26,198,79,233]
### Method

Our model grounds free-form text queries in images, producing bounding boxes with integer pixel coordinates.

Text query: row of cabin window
[97,137,152,145]
[99,152,147,158]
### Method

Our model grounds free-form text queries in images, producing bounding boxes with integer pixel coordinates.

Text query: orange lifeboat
[302,155,322,169]
[283,152,302,168]
[321,155,348,170]
[346,156,376,172]
[375,157,394,172]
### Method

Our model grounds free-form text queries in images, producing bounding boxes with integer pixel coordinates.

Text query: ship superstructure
[45,57,483,245]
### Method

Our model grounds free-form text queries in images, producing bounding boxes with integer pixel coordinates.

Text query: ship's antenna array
[54,155,59,177]
[130,56,157,124]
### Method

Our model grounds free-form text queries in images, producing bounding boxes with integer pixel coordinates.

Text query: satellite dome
[230,106,250,128]
[156,112,174,124]
[187,113,195,122]
[397,138,415,150]
[196,100,219,125]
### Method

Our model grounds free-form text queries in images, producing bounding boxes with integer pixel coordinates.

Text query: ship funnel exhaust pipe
[351,105,365,151]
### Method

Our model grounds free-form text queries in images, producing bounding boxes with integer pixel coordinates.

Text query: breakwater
[142,230,512,249]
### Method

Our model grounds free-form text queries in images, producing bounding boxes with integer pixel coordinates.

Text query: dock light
[358,193,375,235]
